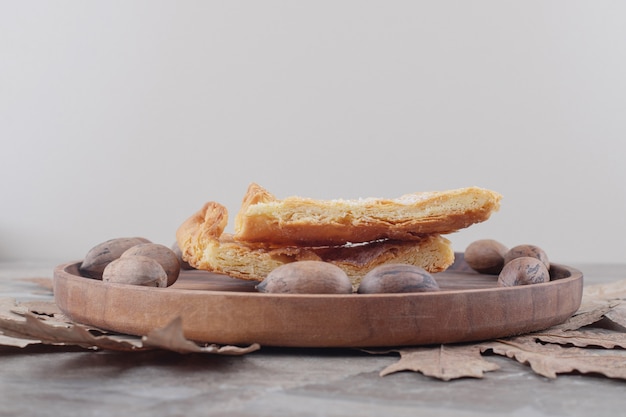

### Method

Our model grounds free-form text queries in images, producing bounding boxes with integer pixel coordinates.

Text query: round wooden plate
[53,254,583,348]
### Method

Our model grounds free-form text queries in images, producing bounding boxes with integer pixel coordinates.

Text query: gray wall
[2,1,625,264]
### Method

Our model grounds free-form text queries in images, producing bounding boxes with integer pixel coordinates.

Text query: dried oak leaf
[0,297,260,355]
[480,336,626,379]
[372,280,626,381]
[12,299,66,319]
[532,328,626,349]
[576,280,626,322]
[605,303,626,329]
[142,316,260,355]
[0,298,143,351]
[569,278,626,330]
[0,334,37,348]
[369,344,500,381]
[583,279,626,301]
[549,301,617,331]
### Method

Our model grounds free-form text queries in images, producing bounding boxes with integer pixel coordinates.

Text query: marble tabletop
[1,261,625,417]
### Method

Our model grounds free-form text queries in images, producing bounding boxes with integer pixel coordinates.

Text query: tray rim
[55,260,582,298]
[53,258,584,348]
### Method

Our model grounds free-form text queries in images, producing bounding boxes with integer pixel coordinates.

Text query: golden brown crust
[233,183,502,246]
[175,201,228,266]
[176,201,455,288]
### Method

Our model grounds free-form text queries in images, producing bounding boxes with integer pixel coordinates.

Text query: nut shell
[464,239,508,274]
[504,244,550,270]
[357,264,440,294]
[79,237,151,279]
[497,257,550,287]
[102,255,168,287]
[122,243,180,286]
[256,261,353,294]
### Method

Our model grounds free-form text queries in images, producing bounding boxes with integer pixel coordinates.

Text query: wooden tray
[53,254,583,348]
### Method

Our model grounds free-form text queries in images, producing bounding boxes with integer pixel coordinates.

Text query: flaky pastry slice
[176,201,455,287]
[233,183,502,246]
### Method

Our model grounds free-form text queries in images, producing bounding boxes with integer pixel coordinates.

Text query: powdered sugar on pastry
[233,183,502,247]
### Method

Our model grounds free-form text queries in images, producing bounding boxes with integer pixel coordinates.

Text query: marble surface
[1,261,626,417]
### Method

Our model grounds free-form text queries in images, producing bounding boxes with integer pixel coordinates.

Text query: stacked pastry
[176,183,502,288]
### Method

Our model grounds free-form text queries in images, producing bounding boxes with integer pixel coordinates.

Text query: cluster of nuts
[464,239,551,287]
[256,261,440,295]
[256,239,552,294]
[78,237,551,293]
[79,237,182,288]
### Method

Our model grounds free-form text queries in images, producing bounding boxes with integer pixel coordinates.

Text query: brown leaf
[572,279,626,325]
[605,303,626,329]
[14,300,65,318]
[370,280,626,381]
[0,298,261,355]
[0,297,27,319]
[0,308,144,351]
[533,328,626,349]
[376,344,500,381]
[481,336,626,379]
[549,301,617,331]
[142,317,260,355]
[0,334,38,348]
[583,279,626,301]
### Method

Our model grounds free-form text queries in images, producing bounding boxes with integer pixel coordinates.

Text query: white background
[2,1,625,265]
